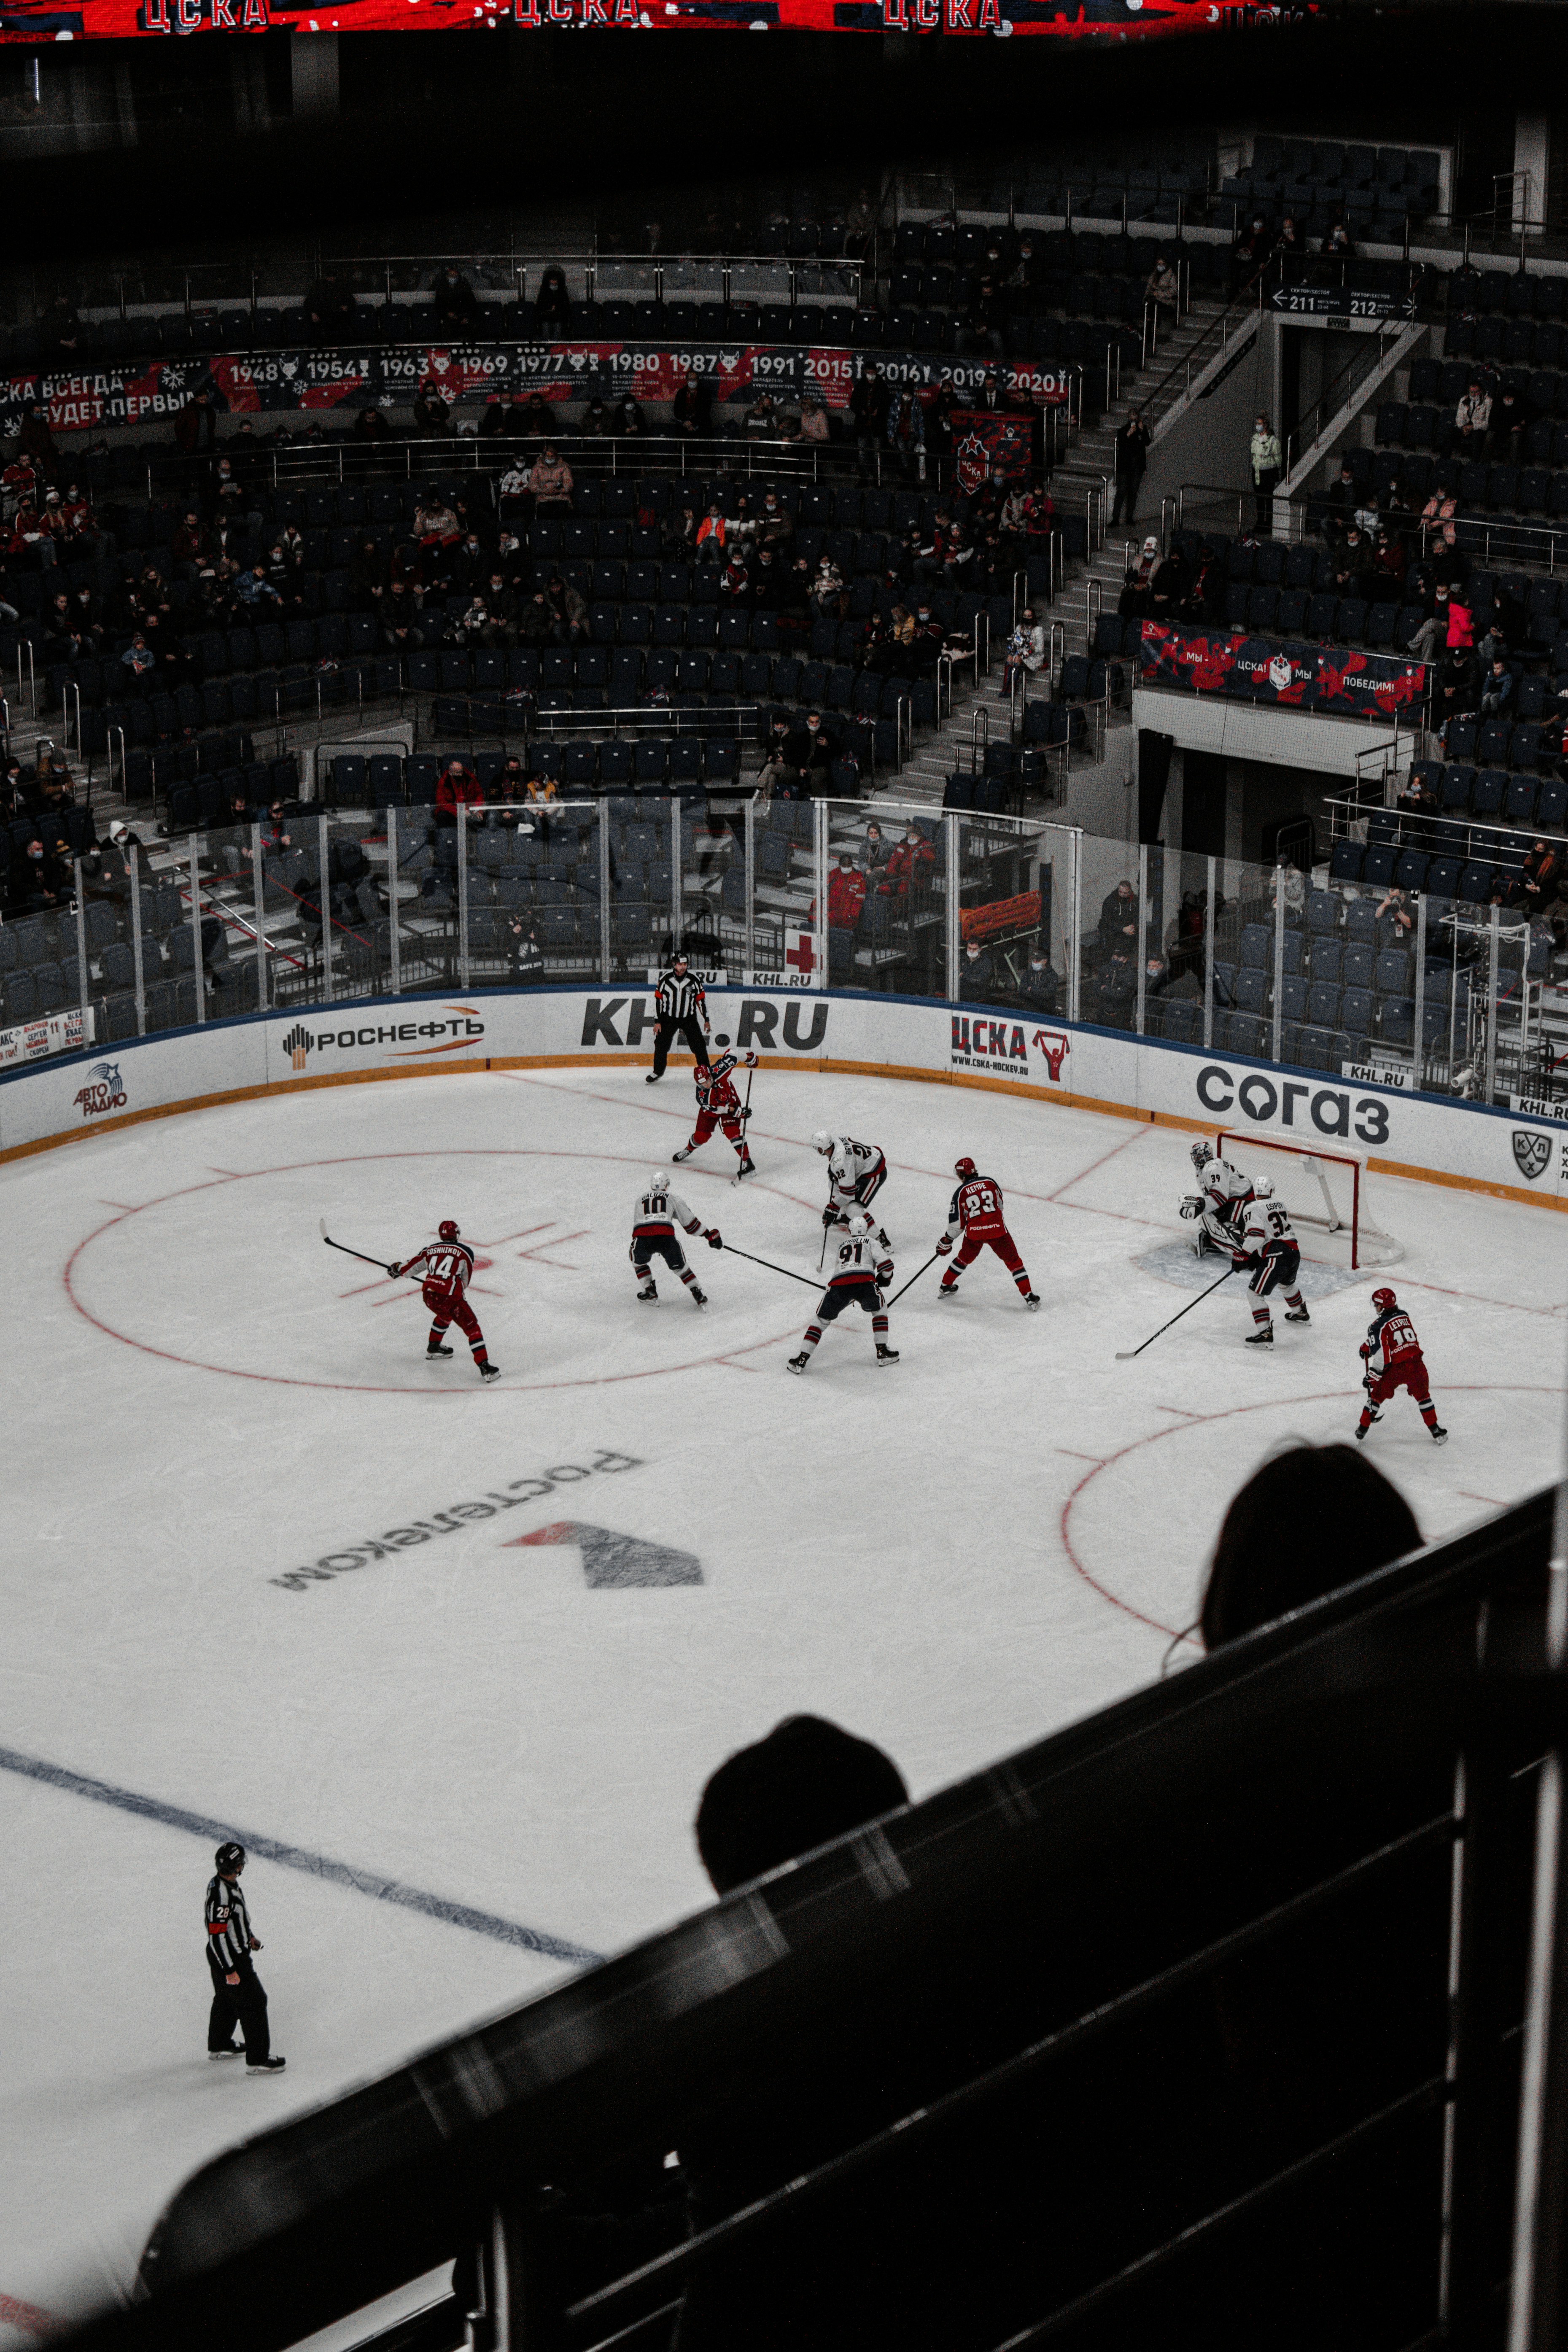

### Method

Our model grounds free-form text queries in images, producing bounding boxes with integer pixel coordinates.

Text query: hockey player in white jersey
[787,1215,898,1373]
[812,1130,889,1241]
[1227,1179,1310,1347]
[1179,1140,1255,1260]
[630,1172,722,1309]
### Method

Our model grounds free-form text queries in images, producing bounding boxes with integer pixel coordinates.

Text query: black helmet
[215,1842,245,1873]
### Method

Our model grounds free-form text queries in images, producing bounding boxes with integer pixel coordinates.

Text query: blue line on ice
[0,1744,604,1969]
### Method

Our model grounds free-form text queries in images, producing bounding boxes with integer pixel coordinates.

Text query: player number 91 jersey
[832,1233,893,1286]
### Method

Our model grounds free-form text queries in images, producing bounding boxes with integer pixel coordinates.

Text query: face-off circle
[64,1148,812,1396]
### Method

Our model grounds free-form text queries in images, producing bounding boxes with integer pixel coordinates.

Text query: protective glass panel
[744,795,814,990]
[1210,857,1291,1070]
[849,798,946,1001]
[956,810,1062,1018]
[1141,849,1212,1048]
[1077,833,1143,1032]
[471,799,601,989]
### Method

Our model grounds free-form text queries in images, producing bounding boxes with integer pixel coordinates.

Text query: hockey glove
[707,1230,723,1250]
[877,1260,895,1285]
[822,1204,840,1228]
[935,1234,953,1255]
[387,1262,403,1279]
[1178,1196,1204,1220]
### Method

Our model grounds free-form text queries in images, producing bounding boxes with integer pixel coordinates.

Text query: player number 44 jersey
[401,1242,474,1300]
[947,1176,1007,1239]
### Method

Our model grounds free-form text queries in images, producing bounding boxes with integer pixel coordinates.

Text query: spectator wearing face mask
[1250,414,1284,533]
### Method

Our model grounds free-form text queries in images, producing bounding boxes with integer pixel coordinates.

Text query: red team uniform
[675,1038,757,1176]
[1356,1291,1447,1444]
[936,1159,1039,1307]
[389,1221,499,1378]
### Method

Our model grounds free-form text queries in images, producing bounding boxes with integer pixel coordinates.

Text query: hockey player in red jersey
[630,1172,722,1308]
[674,1032,757,1178]
[388,1220,500,1379]
[1356,1290,1447,1444]
[935,1158,1039,1308]
[787,1215,898,1372]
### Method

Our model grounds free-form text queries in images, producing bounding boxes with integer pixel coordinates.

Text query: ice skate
[736,1154,755,1178]
[672,1145,694,1162]
[786,1351,810,1374]
[1430,1424,1448,1445]
[426,1344,453,1359]
[689,1287,708,1309]
[936,1283,959,1301]
[876,1343,900,1366]
[1024,1293,1041,1309]
[246,2056,286,2073]
[208,2046,242,2061]
[478,1363,501,1381]
[636,1282,658,1302]
[644,1071,662,1084]
[1355,1411,1382,1441]
[1245,1325,1274,1347]
[1285,1305,1310,1323]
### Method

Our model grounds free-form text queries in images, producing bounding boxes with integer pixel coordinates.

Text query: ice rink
[3,1058,1563,2332]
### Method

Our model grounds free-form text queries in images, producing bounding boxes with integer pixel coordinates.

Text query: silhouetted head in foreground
[1200,1444,1422,1652]
[695,1715,909,1895]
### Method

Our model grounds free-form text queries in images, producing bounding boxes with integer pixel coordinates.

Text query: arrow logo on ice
[506,1522,703,1587]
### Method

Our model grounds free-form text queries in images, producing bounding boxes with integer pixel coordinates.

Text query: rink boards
[1,984,1565,1212]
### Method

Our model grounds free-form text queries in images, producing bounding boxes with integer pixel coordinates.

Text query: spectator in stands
[506,919,547,983]
[1249,414,1283,533]
[119,632,156,691]
[1199,1445,1420,1652]
[1148,889,1210,997]
[671,371,714,439]
[1479,657,1515,719]
[579,396,612,439]
[380,577,426,652]
[1144,254,1179,330]
[1487,385,1525,462]
[412,378,451,438]
[886,385,924,480]
[1002,608,1046,695]
[431,265,479,328]
[695,1710,906,1897]
[1454,378,1491,448]
[351,407,393,460]
[695,501,729,561]
[849,364,891,480]
[798,395,831,447]
[434,758,484,829]
[1229,215,1270,298]
[305,271,359,344]
[611,394,647,439]
[533,268,571,333]
[1099,878,1141,955]
[37,291,81,361]
[1319,215,1354,273]
[956,275,1007,359]
[16,833,70,910]
[1435,646,1479,735]
[959,936,997,1000]
[784,711,835,795]
[1272,217,1307,283]
[526,445,574,515]
[1013,944,1061,1015]
[545,573,587,644]
[174,388,219,461]
[1518,839,1562,916]
[826,854,867,932]
[662,500,699,558]
[1119,536,1161,619]
[1374,884,1414,942]
[1093,944,1138,1026]
[1182,543,1225,624]
[1406,580,1458,664]
[879,824,936,900]
[811,555,845,618]
[1111,409,1150,528]
[844,188,876,257]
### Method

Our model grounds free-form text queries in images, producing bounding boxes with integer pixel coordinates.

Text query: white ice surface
[2,1064,1563,2330]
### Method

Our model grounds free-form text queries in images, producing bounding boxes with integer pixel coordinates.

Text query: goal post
[1213,1128,1403,1272]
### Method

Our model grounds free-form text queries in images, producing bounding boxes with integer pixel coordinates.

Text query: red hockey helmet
[1371,1287,1397,1312]
[439,1220,460,1242]
[954,1156,978,1180]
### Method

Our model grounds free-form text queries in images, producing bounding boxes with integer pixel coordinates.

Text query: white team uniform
[1181,1156,1254,1256]
[1232,1192,1299,1267]
[630,1183,714,1303]
[824,1136,888,1222]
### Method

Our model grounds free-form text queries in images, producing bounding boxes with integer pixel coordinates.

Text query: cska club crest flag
[951,410,1035,493]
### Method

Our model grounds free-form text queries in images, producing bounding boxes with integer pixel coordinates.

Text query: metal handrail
[1144,274,1266,426]
[1085,574,1102,641]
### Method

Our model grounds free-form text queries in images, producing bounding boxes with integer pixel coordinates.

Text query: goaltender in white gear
[812,1130,890,1236]
[629,1172,722,1309]
[1178,1139,1255,1261]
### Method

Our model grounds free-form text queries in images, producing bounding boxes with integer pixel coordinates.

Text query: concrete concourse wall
[1,985,1565,1214]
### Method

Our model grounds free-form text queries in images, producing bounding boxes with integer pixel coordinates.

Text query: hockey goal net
[1214,1129,1403,1271]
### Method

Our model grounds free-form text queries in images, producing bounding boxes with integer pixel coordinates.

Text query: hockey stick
[720,1242,822,1291]
[1115,1265,1235,1361]
[319,1220,412,1276]
[886,1252,940,1309]
[731,1061,757,1187]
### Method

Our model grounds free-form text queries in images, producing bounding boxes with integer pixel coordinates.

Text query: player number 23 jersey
[948,1176,1006,1237]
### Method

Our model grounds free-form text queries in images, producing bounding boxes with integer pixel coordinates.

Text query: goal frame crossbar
[1214,1128,1404,1272]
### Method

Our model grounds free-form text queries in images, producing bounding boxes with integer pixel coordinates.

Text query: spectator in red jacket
[878,826,936,898]
[434,758,485,828]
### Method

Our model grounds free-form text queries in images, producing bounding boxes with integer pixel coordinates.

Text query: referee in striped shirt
[646,953,711,1083]
[205,1843,286,2072]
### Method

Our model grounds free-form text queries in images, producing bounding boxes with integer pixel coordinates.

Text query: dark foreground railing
[60,1482,1565,2352]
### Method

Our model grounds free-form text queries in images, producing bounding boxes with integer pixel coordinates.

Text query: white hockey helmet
[646,1170,668,1194]
[811,1129,835,1154]
[1253,1176,1274,1199]
[1191,1140,1215,1174]
[847,1213,872,1238]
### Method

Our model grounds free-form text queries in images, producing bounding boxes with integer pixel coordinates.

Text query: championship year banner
[1138,620,1426,720]
[0,344,1078,438]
